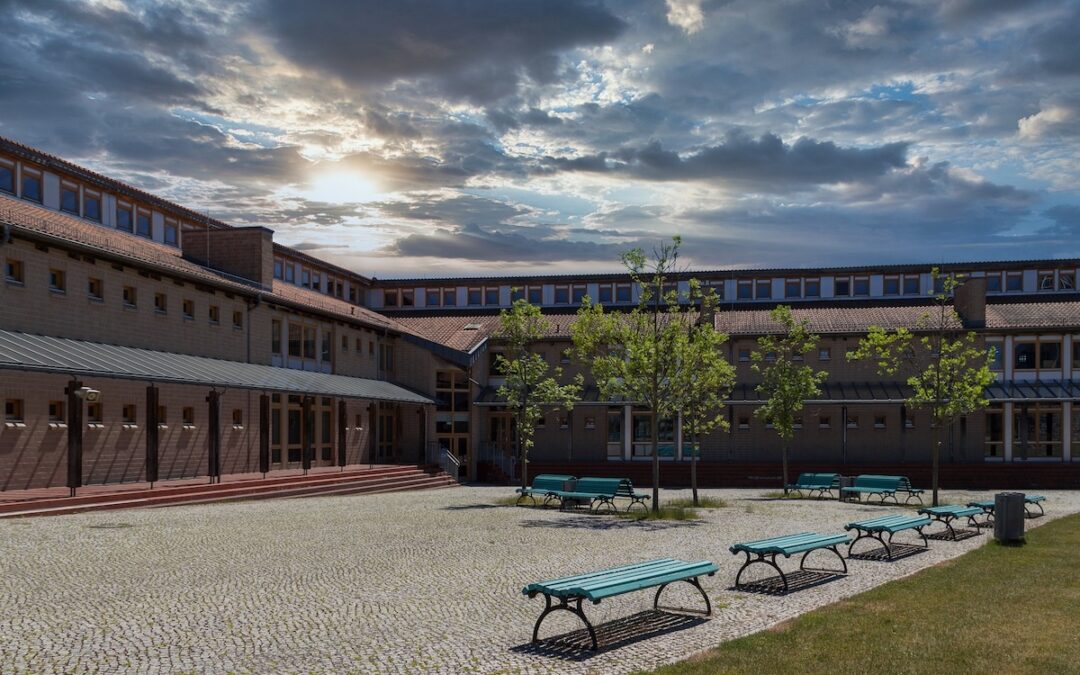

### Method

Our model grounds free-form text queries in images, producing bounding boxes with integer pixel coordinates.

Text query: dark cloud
[388,223,624,263]
[258,0,625,103]
[1041,205,1080,234]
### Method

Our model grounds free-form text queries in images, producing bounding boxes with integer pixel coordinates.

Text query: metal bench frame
[733,541,848,594]
[787,473,839,499]
[846,518,930,560]
[919,507,982,540]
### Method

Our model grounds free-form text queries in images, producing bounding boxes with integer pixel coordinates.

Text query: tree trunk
[651,435,660,514]
[931,424,940,507]
[690,432,699,507]
[781,444,790,496]
[518,411,528,491]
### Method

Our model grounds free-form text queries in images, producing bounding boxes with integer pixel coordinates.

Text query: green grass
[618,505,700,521]
[637,513,1080,675]
[665,496,728,509]
[761,490,804,500]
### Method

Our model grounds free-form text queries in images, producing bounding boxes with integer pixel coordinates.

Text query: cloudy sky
[2,0,1079,277]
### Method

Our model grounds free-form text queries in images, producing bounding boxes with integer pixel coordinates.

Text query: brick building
[2,136,1079,491]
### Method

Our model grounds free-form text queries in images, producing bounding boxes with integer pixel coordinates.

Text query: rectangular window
[380,344,395,372]
[803,279,820,297]
[154,292,167,314]
[874,415,886,429]
[401,289,414,306]
[1040,340,1061,369]
[123,286,137,308]
[1060,271,1075,290]
[232,310,243,330]
[819,348,831,361]
[985,405,1003,458]
[572,284,588,304]
[853,277,870,296]
[903,275,921,295]
[272,319,282,354]
[819,415,831,429]
[182,406,195,426]
[355,336,363,353]
[1005,271,1023,292]
[846,415,859,429]
[157,405,167,427]
[48,400,65,423]
[301,269,311,288]
[87,277,103,300]
[615,284,632,303]
[524,286,541,304]
[442,288,456,306]
[485,288,499,306]
[598,284,613,303]
[313,272,322,292]
[209,305,220,324]
[0,159,13,194]
[510,287,524,302]
[785,279,801,298]
[123,404,138,425]
[426,289,441,306]
[738,348,750,363]
[80,190,100,222]
[384,289,399,307]
[288,323,302,357]
[164,219,179,246]
[554,285,569,304]
[273,259,284,280]
[4,399,24,422]
[467,288,482,306]
[738,416,749,430]
[755,280,771,299]
[341,334,348,351]
[60,183,79,214]
[303,326,316,359]
[737,280,752,299]
[232,408,243,428]
[321,331,332,361]
[116,203,133,232]
[48,268,66,293]
[835,277,851,296]
[182,299,194,320]
[284,263,295,283]
[135,209,152,238]
[87,402,102,424]
[883,276,900,295]
[21,167,42,202]
[987,342,1003,371]
[5,259,24,284]
[985,273,1002,293]
[1038,270,1055,291]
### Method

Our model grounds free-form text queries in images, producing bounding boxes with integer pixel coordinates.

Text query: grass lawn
[639,513,1080,675]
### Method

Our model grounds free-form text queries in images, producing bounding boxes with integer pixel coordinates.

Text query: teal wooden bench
[613,479,650,512]
[515,474,575,507]
[729,532,850,593]
[522,558,718,650]
[840,474,924,504]
[967,495,1047,523]
[844,514,932,560]
[786,472,840,499]
[917,505,983,540]
[549,477,625,512]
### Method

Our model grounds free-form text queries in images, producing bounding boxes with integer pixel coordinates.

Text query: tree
[751,305,828,495]
[671,280,736,506]
[847,269,994,505]
[571,237,687,513]
[495,298,582,490]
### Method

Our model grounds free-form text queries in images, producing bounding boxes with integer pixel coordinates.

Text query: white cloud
[665,0,705,35]
[1018,103,1080,139]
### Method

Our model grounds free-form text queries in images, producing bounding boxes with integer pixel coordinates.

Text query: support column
[1003,402,1014,462]
[337,399,347,468]
[146,385,159,486]
[206,390,221,483]
[623,404,632,461]
[370,402,378,468]
[1063,403,1072,462]
[65,380,84,497]
[841,405,848,465]
[258,394,270,475]
[301,395,314,474]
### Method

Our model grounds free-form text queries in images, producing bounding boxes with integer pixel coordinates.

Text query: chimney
[954,276,987,328]
[181,226,275,289]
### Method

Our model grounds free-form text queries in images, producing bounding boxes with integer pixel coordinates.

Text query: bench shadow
[847,543,928,562]
[441,503,501,511]
[926,529,982,541]
[517,516,702,532]
[510,609,707,661]
[730,570,845,596]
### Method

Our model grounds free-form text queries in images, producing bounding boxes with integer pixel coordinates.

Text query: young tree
[495,298,582,490]
[571,237,687,513]
[847,269,994,506]
[752,305,828,494]
[671,281,736,506]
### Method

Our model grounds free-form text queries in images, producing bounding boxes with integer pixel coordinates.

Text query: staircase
[0,465,457,519]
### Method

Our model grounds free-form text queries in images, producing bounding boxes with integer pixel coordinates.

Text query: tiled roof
[985,301,1080,330]
[268,281,408,333]
[395,313,579,352]
[713,304,962,335]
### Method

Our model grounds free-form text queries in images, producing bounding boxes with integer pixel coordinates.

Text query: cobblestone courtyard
[2,485,1078,674]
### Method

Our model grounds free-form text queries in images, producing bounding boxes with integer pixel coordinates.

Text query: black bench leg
[626,498,648,513]
[654,575,713,615]
[848,529,891,560]
[531,594,598,650]
[800,546,847,574]
[1026,502,1045,518]
[916,526,929,549]
[735,552,789,593]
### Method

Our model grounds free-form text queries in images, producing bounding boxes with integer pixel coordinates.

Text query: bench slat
[730,532,849,555]
[847,515,931,533]
[523,558,717,601]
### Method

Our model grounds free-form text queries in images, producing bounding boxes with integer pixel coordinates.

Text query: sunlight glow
[301,170,382,204]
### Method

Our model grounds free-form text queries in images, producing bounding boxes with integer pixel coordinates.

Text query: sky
[2,0,1079,278]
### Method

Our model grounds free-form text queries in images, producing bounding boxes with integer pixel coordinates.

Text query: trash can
[838,475,855,502]
[994,492,1025,544]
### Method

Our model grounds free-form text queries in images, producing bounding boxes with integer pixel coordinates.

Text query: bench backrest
[531,474,576,492]
[615,479,640,497]
[573,477,623,496]
[794,472,839,488]
[853,474,904,491]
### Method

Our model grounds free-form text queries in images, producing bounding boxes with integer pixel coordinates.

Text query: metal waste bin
[838,475,855,502]
[994,492,1025,543]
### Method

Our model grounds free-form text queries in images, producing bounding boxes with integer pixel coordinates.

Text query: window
[1005,271,1023,292]
[764,351,776,362]
[274,259,283,279]
[312,272,322,292]
[1038,270,1055,290]
[355,336,363,353]
[87,402,102,424]
[1060,271,1075,290]
[755,279,771,299]
[598,284,613,303]
[426,289,441,306]
[369,341,375,359]
[5,259,24,284]
[5,399,24,423]
[87,277,103,301]
[135,209,152,238]
[341,334,348,351]
[288,323,302,357]
[232,310,243,330]
[123,404,138,426]
[1040,340,1061,369]
[835,277,851,296]
[819,348,831,361]
[804,279,820,297]
[182,299,194,320]
[209,305,220,324]
[1014,404,1062,458]
[232,409,243,428]
[303,326,316,359]
[737,280,752,299]
[793,416,803,430]
[883,276,900,295]
[738,348,750,363]
[818,415,831,429]
[164,219,178,246]
[738,416,749,430]
[607,408,623,458]
[987,342,1003,371]
[0,159,13,193]
[321,331,332,361]
[853,276,870,296]
[301,269,311,288]
[380,343,395,372]
[510,287,524,302]
[467,288,482,305]
[21,167,42,202]
[1014,339,1061,371]
[116,203,133,232]
[572,284,588,304]
[48,268,66,293]
[846,415,859,429]
[985,273,1002,293]
[903,275,921,295]
[182,406,195,427]
[76,189,99,222]
[985,405,1003,458]
[485,288,499,306]
[384,289,399,307]
[442,288,456,306]
[874,415,886,429]
[272,319,282,354]
[60,183,79,214]
[123,286,137,308]
[154,292,167,314]
[615,284,632,302]
[905,414,915,429]
[157,405,167,427]
[554,285,569,304]
[48,400,66,423]
[284,263,295,283]
[401,289,414,307]
[785,279,801,298]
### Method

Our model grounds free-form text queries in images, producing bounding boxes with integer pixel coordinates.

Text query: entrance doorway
[270,394,339,469]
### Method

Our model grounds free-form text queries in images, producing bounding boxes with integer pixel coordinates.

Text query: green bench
[844,514,932,560]
[729,532,850,593]
[1025,495,1047,517]
[522,558,718,650]
[840,474,925,504]
[967,494,1047,523]
[515,474,575,507]
[548,477,625,512]
[613,479,650,512]
[786,472,840,499]
[918,505,983,540]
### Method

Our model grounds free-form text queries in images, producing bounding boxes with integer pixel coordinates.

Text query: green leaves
[751,305,828,441]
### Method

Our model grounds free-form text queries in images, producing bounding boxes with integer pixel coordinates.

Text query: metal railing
[478,442,518,482]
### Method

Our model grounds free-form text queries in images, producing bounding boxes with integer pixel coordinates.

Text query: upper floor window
[5,258,24,284]
[528,286,543,304]
[987,343,1003,371]
[903,275,921,295]
[1038,270,1055,291]
[835,277,851,297]
[164,219,179,246]
[853,276,870,296]
[803,279,819,298]
[736,280,751,300]
[209,305,220,325]
[485,287,499,306]
[1014,339,1061,371]
[182,298,194,320]
[755,279,771,299]
[598,283,613,303]
[384,289,399,307]
[272,319,282,354]
[1005,271,1023,292]
[572,284,588,304]
[467,287,482,306]
[284,263,295,283]
[136,210,152,238]
[554,285,570,304]
[60,183,79,214]
[985,272,1002,293]
[5,398,25,423]
[301,268,311,288]
[21,168,42,203]
[510,287,524,302]
[426,289,440,306]
[1060,271,1075,290]
[883,276,900,295]
[401,289,414,307]
[116,202,133,232]
[48,268,66,293]
[87,277,103,301]
[442,288,456,306]
[154,292,167,314]
[123,286,137,308]
[0,159,14,194]
[84,191,102,223]
[615,283,632,303]
[785,279,801,299]
[232,310,243,330]
[273,259,283,280]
